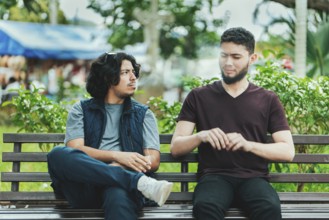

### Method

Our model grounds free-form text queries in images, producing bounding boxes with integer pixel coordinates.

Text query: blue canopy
[0,20,110,60]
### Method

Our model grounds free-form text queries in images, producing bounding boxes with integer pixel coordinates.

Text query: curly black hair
[86,52,140,99]
[220,27,255,54]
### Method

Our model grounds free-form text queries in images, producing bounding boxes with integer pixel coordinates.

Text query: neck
[222,79,249,98]
[104,93,125,104]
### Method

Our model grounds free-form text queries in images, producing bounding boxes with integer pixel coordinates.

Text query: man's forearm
[171,134,200,157]
[248,141,295,162]
[69,145,117,163]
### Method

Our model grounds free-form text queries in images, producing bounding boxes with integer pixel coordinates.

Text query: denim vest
[80,97,148,154]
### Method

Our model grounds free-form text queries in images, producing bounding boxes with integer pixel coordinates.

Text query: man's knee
[48,146,82,166]
[47,146,80,177]
[48,146,68,164]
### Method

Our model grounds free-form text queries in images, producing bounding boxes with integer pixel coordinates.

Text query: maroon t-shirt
[177,81,290,179]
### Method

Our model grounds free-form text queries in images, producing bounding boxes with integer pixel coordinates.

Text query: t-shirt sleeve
[143,109,160,151]
[177,90,197,123]
[268,93,290,134]
[64,102,85,145]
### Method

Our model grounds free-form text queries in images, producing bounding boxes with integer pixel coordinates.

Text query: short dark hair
[220,27,255,54]
[86,52,140,99]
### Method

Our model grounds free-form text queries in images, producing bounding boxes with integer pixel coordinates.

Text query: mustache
[128,83,137,87]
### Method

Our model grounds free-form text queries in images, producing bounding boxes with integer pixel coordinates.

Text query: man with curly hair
[47,52,173,220]
[171,27,295,220]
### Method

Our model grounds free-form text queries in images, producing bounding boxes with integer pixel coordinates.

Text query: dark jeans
[193,174,281,220]
[47,146,144,220]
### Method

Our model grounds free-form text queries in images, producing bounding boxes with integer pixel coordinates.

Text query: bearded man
[170,27,295,220]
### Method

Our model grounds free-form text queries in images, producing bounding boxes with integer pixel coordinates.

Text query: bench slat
[0,192,192,203]
[1,152,200,163]
[0,192,187,202]
[2,192,329,203]
[2,172,329,183]
[2,153,48,162]
[3,152,329,164]
[1,133,172,145]
[156,173,329,183]
[269,173,329,183]
[1,173,51,182]
[3,133,65,143]
[3,133,329,145]
[0,205,328,220]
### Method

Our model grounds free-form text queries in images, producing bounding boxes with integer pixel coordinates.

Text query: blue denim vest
[80,97,148,154]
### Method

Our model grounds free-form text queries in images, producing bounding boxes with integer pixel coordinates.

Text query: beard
[221,64,249,85]
[115,91,134,100]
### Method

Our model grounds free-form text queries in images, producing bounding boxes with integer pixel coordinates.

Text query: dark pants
[47,146,144,220]
[193,174,281,220]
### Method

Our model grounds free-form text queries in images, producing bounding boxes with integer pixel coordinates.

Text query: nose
[130,71,137,80]
[224,56,233,66]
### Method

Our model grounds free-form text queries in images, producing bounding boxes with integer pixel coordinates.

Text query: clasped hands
[197,128,253,152]
[111,151,152,173]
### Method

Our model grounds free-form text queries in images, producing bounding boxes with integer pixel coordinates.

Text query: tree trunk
[49,0,58,25]
[133,0,174,101]
[294,0,307,77]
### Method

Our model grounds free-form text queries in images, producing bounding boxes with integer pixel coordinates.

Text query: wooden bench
[1,133,329,219]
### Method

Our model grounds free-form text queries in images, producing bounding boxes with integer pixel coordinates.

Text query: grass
[0,126,17,191]
[0,126,53,192]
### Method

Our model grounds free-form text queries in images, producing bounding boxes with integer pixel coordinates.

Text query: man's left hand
[226,132,252,152]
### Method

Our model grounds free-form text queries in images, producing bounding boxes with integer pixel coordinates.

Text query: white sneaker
[137,175,173,206]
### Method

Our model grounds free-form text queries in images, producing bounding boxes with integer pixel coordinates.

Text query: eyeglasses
[106,52,116,56]
[101,52,116,64]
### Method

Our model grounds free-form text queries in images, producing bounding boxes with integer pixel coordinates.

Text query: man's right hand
[112,151,151,173]
[197,128,229,150]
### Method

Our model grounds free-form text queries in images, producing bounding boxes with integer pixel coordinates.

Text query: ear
[249,53,258,64]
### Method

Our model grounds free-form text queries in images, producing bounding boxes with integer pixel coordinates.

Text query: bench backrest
[1,133,329,204]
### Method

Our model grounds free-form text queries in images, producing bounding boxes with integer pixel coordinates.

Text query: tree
[0,0,67,24]
[254,1,329,77]
[87,0,226,89]
[257,16,329,77]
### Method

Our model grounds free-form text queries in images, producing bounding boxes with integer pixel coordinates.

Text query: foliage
[2,87,68,134]
[0,104,15,126]
[0,0,67,23]
[56,76,90,103]
[148,97,182,133]
[182,76,219,91]
[253,60,329,191]
[148,75,219,133]
[253,61,329,134]
[87,0,225,59]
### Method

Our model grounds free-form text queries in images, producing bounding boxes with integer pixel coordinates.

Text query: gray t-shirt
[65,102,160,152]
